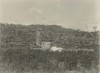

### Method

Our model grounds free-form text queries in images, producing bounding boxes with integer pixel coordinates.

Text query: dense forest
[0,23,99,73]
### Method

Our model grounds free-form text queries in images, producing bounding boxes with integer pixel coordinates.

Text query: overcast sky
[0,0,99,31]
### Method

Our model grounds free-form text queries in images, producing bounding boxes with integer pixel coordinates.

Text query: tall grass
[0,48,99,73]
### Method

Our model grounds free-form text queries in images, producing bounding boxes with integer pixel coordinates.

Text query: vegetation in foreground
[0,49,99,73]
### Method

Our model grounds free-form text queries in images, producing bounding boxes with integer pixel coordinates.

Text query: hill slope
[0,23,98,50]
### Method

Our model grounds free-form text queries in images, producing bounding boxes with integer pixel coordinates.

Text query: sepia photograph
[0,0,100,73]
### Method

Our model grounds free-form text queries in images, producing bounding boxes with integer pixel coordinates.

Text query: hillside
[0,23,99,73]
[0,23,99,50]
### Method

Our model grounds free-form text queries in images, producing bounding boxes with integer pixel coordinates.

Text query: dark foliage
[1,48,98,71]
[0,23,99,49]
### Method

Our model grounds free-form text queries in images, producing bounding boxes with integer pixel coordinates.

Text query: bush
[1,48,98,72]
